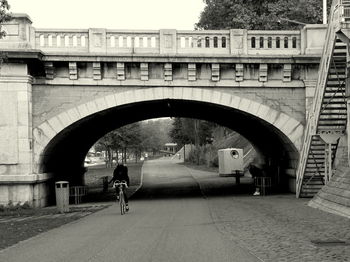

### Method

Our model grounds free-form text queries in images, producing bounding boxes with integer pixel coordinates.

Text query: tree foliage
[196,0,332,30]
[139,119,172,152]
[95,119,172,165]
[169,118,193,146]
[169,118,216,147]
[0,0,10,39]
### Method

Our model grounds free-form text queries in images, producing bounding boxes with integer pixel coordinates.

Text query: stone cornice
[1,50,44,61]
[0,173,53,184]
[40,54,321,64]
[33,79,306,88]
[0,75,34,84]
[1,50,321,64]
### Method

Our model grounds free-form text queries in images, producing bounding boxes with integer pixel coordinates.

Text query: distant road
[0,158,259,262]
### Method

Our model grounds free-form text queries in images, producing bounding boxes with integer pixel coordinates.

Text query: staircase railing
[296,0,344,197]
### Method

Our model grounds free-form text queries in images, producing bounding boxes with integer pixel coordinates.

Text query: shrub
[21,201,31,209]
[0,201,32,212]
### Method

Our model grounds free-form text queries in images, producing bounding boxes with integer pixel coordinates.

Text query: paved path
[1,158,350,262]
[0,158,259,262]
[184,165,350,262]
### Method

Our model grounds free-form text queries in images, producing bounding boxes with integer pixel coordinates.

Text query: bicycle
[113,180,128,215]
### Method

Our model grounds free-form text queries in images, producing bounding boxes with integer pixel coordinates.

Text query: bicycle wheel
[119,191,125,215]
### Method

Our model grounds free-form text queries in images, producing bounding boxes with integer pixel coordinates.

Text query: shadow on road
[131,178,255,201]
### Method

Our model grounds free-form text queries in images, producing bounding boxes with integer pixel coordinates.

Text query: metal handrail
[296,0,348,196]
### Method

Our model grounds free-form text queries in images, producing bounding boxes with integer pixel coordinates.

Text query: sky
[8,0,205,30]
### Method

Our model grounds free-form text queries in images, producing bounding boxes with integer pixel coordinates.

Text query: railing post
[230,29,246,55]
[0,14,34,49]
[302,25,328,55]
[300,27,307,55]
[159,29,177,54]
[88,28,106,53]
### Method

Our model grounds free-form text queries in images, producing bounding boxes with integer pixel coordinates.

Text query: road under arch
[39,98,299,194]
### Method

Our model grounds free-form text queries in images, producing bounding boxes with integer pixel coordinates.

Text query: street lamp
[277,18,306,26]
[323,0,327,24]
[279,0,328,26]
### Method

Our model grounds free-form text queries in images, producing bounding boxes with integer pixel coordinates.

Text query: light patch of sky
[8,0,205,30]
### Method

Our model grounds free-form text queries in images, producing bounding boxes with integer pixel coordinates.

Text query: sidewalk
[185,165,350,262]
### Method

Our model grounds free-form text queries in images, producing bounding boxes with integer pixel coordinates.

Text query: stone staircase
[296,0,349,198]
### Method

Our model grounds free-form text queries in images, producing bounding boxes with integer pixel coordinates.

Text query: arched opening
[38,98,299,201]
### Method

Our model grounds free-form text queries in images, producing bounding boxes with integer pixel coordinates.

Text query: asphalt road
[0,158,259,262]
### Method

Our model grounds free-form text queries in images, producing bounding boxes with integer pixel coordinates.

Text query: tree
[169,118,216,147]
[139,119,172,153]
[169,118,194,147]
[95,123,143,166]
[195,0,332,30]
[0,0,10,39]
[95,119,173,165]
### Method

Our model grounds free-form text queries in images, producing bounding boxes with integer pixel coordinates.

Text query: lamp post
[323,0,327,24]
[278,18,306,26]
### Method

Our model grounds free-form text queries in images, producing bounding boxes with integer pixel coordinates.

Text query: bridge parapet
[32,27,323,56]
[0,13,327,56]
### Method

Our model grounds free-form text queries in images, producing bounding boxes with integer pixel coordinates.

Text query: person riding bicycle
[109,163,130,211]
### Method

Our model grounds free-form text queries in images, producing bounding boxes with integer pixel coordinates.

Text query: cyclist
[109,163,130,211]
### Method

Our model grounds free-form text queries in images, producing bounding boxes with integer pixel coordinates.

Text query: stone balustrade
[176,30,230,54]
[106,30,159,54]
[0,13,327,56]
[32,28,309,55]
[247,31,300,55]
[36,29,89,52]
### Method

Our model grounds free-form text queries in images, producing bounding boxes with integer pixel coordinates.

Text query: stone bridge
[0,14,328,206]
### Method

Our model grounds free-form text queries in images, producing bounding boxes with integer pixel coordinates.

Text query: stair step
[326,81,346,85]
[319,116,347,120]
[319,110,347,114]
[318,120,347,125]
[301,187,323,192]
[319,105,346,110]
[323,92,346,96]
[308,153,335,157]
[309,147,335,151]
[324,89,345,93]
[324,86,346,90]
[307,152,328,157]
[302,184,324,188]
[322,98,346,103]
[307,155,326,160]
[305,169,325,173]
[306,159,325,163]
[302,179,324,184]
[326,80,345,83]
[306,166,325,170]
[320,111,347,115]
[309,150,336,154]
[328,75,346,80]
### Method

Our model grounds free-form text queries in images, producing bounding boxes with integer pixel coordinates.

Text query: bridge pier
[0,63,51,207]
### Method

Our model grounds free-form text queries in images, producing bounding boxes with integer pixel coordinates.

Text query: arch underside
[36,95,302,189]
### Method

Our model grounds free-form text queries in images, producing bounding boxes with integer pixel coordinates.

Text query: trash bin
[55,181,69,213]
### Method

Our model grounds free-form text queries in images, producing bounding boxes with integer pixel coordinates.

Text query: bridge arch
[33,87,304,187]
